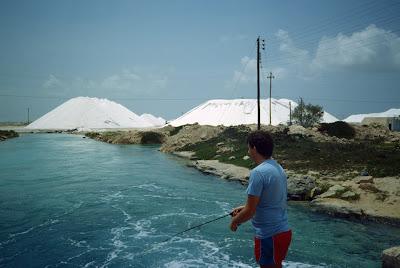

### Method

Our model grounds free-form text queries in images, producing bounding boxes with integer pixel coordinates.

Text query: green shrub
[318,121,355,139]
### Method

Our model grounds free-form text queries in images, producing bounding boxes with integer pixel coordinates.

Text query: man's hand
[230,205,245,217]
[230,221,238,232]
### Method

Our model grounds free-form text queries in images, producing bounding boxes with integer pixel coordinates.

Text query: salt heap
[169,98,338,127]
[343,108,400,123]
[140,113,166,127]
[26,97,159,130]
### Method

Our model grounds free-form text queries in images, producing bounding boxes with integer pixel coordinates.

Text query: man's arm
[230,195,260,232]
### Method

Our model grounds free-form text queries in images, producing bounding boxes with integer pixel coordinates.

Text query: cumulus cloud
[232,56,257,84]
[101,69,142,90]
[311,24,400,72]
[258,25,400,81]
[43,74,63,89]
[41,68,169,97]
[276,29,310,62]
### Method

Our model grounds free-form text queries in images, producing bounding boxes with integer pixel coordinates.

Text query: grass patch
[182,126,400,177]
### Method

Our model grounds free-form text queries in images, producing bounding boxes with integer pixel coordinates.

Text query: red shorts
[254,230,292,267]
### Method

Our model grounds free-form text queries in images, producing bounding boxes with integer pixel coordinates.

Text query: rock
[190,160,250,184]
[216,146,234,154]
[329,185,346,192]
[382,246,400,268]
[288,125,308,136]
[318,190,337,199]
[353,176,373,184]
[216,142,225,146]
[172,151,196,160]
[287,176,316,200]
[310,187,322,199]
[310,198,364,218]
[360,170,369,176]
[307,171,320,177]
[359,183,380,193]
[228,156,236,160]
[243,155,250,160]
[341,191,358,200]
[317,185,345,199]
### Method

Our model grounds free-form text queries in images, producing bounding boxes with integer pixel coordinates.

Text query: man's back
[246,159,289,238]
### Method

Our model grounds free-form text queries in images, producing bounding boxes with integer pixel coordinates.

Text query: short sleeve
[246,170,263,197]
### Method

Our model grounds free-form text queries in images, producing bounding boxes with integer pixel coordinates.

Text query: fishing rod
[162,212,233,243]
[133,211,235,258]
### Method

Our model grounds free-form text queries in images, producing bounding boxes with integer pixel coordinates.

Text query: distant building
[361,116,400,131]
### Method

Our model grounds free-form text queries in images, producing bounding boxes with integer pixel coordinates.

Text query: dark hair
[247,130,274,158]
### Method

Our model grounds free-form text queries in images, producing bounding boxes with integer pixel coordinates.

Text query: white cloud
[276,30,310,61]
[311,24,400,72]
[264,25,400,81]
[43,74,63,89]
[101,70,141,90]
[229,56,258,85]
[41,69,169,97]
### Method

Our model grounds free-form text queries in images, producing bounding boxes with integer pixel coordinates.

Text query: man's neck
[255,156,269,165]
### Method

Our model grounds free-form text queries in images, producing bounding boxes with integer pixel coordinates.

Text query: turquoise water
[0,134,399,268]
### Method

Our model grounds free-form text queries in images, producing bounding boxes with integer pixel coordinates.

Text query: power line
[1,94,397,105]
[265,1,400,47]
[0,94,208,101]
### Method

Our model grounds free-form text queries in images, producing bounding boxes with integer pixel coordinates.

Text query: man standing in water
[230,130,291,268]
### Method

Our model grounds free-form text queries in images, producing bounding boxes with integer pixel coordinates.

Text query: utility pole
[267,72,274,125]
[27,108,30,124]
[256,37,265,130]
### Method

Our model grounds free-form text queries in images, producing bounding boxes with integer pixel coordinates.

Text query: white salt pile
[169,98,338,127]
[140,113,166,127]
[343,108,400,123]
[26,97,161,130]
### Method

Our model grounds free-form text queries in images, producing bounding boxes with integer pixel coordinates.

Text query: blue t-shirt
[246,159,289,238]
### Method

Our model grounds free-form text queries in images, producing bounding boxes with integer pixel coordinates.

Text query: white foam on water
[135,182,162,190]
[284,261,326,268]
[8,218,60,240]
[130,219,155,239]
[83,261,96,268]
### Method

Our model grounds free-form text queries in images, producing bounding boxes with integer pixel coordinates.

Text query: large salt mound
[26,97,154,130]
[169,98,338,127]
[140,113,166,127]
[343,108,400,123]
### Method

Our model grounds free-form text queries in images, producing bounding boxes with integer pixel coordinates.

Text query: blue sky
[1,0,399,122]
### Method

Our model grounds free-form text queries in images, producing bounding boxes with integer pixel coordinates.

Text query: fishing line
[162,212,233,243]
[134,212,233,257]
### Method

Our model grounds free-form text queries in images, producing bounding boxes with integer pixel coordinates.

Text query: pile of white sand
[26,97,164,130]
[343,108,400,123]
[140,113,166,127]
[169,98,339,127]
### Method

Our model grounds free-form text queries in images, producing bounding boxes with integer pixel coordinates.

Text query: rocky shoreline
[172,151,400,226]
[82,123,400,227]
[0,130,19,141]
